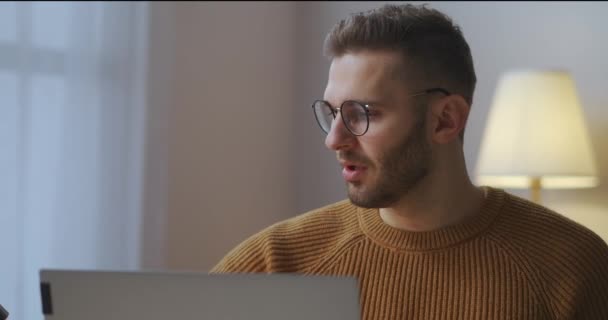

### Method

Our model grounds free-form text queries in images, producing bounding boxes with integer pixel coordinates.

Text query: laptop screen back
[39,269,361,320]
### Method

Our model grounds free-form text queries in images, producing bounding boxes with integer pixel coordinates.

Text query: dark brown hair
[324,4,477,107]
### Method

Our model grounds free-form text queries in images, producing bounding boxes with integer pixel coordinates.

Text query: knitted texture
[211,188,608,319]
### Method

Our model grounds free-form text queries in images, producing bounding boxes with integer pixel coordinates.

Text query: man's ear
[429,95,470,144]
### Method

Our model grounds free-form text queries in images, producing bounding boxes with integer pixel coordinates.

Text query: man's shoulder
[487,191,608,317]
[211,199,364,273]
[268,199,361,235]
[488,192,608,282]
[492,192,607,254]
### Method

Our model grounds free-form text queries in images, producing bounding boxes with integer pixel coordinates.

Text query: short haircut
[323,4,477,107]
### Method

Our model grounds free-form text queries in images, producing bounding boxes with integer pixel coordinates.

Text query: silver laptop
[39,269,361,320]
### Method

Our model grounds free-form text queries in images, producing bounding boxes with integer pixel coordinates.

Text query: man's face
[323,50,432,208]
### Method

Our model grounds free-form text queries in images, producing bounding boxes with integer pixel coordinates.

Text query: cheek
[359,109,419,158]
[357,132,397,166]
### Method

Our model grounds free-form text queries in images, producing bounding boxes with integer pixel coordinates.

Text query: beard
[343,114,432,208]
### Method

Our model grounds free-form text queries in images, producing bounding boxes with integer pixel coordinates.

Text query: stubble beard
[347,116,432,209]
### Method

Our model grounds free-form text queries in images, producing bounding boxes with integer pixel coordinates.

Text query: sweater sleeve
[546,231,608,319]
[522,213,608,319]
[210,200,361,274]
[492,195,608,319]
[210,229,272,274]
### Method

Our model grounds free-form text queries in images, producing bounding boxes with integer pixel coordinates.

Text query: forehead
[323,50,408,104]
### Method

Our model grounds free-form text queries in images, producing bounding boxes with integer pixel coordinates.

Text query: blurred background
[1,2,607,319]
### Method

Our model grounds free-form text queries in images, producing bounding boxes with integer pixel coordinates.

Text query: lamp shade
[475,70,599,189]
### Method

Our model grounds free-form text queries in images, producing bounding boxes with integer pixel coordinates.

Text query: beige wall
[168,2,297,271]
[144,2,608,271]
[145,2,297,271]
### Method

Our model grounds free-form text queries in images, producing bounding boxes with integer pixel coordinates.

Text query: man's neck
[378,171,486,232]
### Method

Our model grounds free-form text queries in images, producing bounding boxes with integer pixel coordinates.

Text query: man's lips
[340,161,368,182]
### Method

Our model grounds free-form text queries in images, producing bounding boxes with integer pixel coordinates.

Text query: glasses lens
[312,100,334,134]
[341,101,368,135]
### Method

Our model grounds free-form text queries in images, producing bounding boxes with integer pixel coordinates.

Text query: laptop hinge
[40,282,53,315]
[0,303,9,320]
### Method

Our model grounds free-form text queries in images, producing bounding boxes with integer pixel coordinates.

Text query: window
[0,3,148,319]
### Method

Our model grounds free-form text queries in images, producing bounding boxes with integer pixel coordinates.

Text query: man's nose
[324,113,356,151]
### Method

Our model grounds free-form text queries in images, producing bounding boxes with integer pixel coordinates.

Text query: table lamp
[475,70,599,204]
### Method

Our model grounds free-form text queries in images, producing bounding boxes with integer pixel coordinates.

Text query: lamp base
[530,177,542,204]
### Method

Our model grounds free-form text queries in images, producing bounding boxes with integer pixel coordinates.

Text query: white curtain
[0,2,148,319]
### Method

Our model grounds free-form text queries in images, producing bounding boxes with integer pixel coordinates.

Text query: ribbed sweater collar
[357,187,505,251]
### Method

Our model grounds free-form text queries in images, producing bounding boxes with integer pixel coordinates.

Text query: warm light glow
[476,70,599,189]
[476,175,599,189]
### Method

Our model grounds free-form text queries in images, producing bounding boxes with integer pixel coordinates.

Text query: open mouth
[342,164,367,182]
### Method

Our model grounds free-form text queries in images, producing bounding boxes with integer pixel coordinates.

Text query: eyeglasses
[312,87,450,136]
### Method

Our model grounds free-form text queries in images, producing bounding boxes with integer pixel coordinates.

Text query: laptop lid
[39,269,361,320]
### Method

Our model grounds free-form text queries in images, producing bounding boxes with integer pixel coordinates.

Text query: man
[212,4,608,319]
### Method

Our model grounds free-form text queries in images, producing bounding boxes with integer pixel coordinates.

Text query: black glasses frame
[312,87,451,136]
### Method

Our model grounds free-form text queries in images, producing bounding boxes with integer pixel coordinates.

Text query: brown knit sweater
[211,188,608,319]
